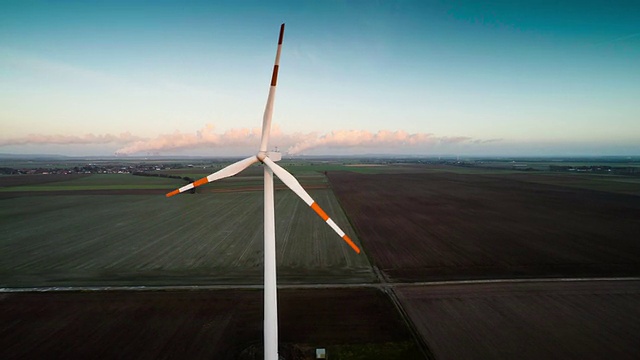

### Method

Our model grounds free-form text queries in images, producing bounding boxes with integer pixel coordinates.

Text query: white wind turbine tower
[166,24,361,360]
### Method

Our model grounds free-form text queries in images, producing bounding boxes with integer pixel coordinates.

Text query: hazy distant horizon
[2,148,639,161]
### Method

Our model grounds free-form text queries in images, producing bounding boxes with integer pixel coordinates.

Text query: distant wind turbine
[166,24,361,360]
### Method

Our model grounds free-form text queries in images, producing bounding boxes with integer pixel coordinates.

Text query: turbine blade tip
[278,24,285,44]
[343,235,361,254]
[166,190,180,198]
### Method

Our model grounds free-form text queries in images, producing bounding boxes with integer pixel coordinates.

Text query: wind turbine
[166,24,361,360]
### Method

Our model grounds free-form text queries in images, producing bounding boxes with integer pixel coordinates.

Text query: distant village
[548,165,639,175]
[1,157,638,177]
[0,163,175,176]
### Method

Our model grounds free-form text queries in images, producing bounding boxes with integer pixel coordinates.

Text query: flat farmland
[328,170,640,281]
[0,190,372,287]
[0,173,91,188]
[0,288,421,360]
[395,280,640,360]
[0,174,185,192]
[490,172,640,196]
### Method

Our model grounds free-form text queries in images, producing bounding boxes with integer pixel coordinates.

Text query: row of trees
[132,172,196,193]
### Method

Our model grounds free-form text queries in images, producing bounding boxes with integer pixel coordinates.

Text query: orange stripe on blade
[310,202,329,221]
[193,178,208,187]
[270,65,279,86]
[166,189,180,198]
[342,235,361,254]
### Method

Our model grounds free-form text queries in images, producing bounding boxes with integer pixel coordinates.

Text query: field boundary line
[401,276,640,287]
[2,276,639,293]
[384,287,435,360]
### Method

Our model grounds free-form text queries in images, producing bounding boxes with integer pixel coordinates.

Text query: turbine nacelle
[257,151,281,162]
[266,151,281,162]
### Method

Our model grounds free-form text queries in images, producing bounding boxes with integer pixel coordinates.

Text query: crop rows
[0,189,373,287]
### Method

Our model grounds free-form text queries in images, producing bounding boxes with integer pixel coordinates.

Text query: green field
[159,161,394,178]
[412,166,526,175]
[0,174,185,192]
[0,189,373,287]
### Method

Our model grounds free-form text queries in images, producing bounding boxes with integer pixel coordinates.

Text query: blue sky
[1,0,639,156]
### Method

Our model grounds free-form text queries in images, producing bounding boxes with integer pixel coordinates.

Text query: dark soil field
[0,173,89,187]
[0,288,420,360]
[395,280,640,360]
[328,170,640,282]
[489,172,640,196]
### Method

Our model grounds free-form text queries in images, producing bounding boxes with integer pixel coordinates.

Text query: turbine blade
[166,156,258,197]
[259,23,285,154]
[262,157,361,254]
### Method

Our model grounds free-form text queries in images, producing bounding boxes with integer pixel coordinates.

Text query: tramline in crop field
[0,189,372,287]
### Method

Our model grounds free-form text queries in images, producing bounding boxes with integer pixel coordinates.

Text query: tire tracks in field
[372,265,436,360]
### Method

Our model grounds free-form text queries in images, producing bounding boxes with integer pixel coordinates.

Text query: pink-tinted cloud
[113,125,477,155]
[0,124,489,155]
[286,130,473,154]
[0,132,141,146]
[114,124,265,155]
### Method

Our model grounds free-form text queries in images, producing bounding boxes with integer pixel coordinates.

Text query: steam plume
[286,130,472,154]
[114,126,477,155]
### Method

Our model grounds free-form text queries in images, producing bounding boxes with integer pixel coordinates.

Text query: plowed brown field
[328,171,640,281]
[395,280,640,360]
[0,288,418,359]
